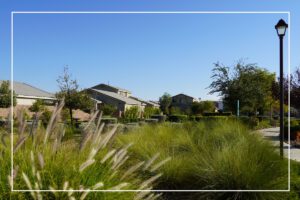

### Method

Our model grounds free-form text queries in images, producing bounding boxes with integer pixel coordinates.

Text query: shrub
[118,121,288,199]
[99,104,117,116]
[102,117,118,124]
[40,109,52,127]
[0,101,164,200]
[123,106,139,122]
[203,112,232,116]
[29,99,45,112]
[168,115,188,122]
[143,106,160,119]
[150,115,166,123]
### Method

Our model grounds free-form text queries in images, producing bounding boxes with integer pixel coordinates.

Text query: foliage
[123,106,139,122]
[168,115,188,122]
[159,93,172,115]
[209,61,276,115]
[40,108,52,127]
[29,99,45,112]
[0,81,16,108]
[191,101,215,115]
[0,101,164,200]
[100,104,117,116]
[143,106,160,119]
[291,68,300,110]
[56,66,94,125]
[169,106,183,115]
[118,121,289,200]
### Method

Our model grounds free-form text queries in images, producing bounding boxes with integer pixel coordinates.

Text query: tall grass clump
[118,120,289,200]
[0,101,164,200]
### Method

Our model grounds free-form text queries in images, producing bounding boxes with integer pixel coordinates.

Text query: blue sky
[0,1,299,101]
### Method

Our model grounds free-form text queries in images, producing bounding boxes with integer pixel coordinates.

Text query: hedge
[203,112,232,116]
[168,115,188,122]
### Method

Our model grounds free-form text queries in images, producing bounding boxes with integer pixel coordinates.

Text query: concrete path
[258,127,300,162]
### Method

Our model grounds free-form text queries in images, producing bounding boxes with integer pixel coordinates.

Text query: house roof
[0,80,55,99]
[172,93,197,100]
[91,83,131,93]
[91,89,141,105]
[130,96,160,107]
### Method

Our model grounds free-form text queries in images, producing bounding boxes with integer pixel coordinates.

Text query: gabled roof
[172,93,197,100]
[130,96,160,107]
[0,80,55,99]
[91,89,141,105]
[91,83,131,93]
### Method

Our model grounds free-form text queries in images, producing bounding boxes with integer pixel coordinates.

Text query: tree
[29,99,45,112]
[209,61,275,115]
[191,101,215,115]
[100,104,117,116]
[291,67,300,110]
[56,66,93,125]
[159,93,172,115]
[0,81,16,108]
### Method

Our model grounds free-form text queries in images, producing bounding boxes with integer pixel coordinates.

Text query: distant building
[130,96,160,108]
[0,80,56,106]
[171,93,199,111]
[86,84,145,116]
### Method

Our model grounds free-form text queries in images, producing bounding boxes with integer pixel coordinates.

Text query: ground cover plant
[118,120,290,200]
[0,101,164,200]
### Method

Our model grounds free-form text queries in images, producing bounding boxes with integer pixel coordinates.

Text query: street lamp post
[275,19,288,158]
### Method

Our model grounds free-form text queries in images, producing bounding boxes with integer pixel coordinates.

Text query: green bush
[203,112,232,116]
[29,99,45,112]
[143,106,160,119]
[118,121,288,199]
[168,114,188,122]
[123,106,139,122]
[101,117,118,124]
[40,109,52,127]
[99,104,117,116]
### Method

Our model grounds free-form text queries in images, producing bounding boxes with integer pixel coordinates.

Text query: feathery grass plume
[49,186,56,194]
[151,193,162,200]
[13,165,19,179]
[150,157,171,172]
[38,152,45,169]
[111,150,128,169]
[79,159,95,172]
[52,125,65,154]
[44,100,64,144]
[30,151,36,176]
[134,187,153,200]
[29,113,39,139]
[108,182,129,190]
[80,189,90,200]
[87,148,97,161]
[13,136,27,153]
[143,153,160,171]
[1,132,8,147]
[7,175,12,189]
[143,193,154,200]
[63,181,69,190]
[138,173,162,190]
[36,171,42,188]
[95,111,103,133]
[22,172,36,199]
[92,182,104,189]
[16,108,26,136]
[83,110,99,132]
[101,149,116,163]
[68,188,74,196]
[121,161,145,180]
[93,123,105,145]
[97,125,118,149]
[69,197,76,200]
[113,156,129,171]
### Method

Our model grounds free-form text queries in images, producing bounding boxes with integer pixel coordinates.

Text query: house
[0,80,56,106]
[129,96,160,108]
[171,93,199,111]
[86,84,145,115]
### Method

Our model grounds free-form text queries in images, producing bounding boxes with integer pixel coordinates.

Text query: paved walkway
[258,127,300,162]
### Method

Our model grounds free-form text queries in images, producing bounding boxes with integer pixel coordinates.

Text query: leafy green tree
[209,61,275,115]
[191,101,215,115]
[159,93,172,115]
[0,81,16,108]
[100,104,117,116]
[29,99,45,112]
[143,106,160,119]
[56,66,94,125]
[124,106,139,122]
[291,68,300,110]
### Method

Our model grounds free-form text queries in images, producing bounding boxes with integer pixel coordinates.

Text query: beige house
[86,84,145,116]
[0,80,56,106]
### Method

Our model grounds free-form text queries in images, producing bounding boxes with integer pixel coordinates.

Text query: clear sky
[0,0,299,101]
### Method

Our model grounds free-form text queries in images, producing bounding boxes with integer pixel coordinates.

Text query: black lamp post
[275,19,288,158]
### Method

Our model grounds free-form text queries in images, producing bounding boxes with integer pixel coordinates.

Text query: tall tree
[291,67,300,110]
[159,93,172,115]
[0,81,16,108]
[56,66,93,125]
[209,61,275,115]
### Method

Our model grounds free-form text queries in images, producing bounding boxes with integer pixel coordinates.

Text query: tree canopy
[56,66,94,124]
[209,61,275,115]
[0,81,16,108]
[159,93,172,115]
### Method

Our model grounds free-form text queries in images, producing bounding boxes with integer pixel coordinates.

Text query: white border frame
[10,11,291,193]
